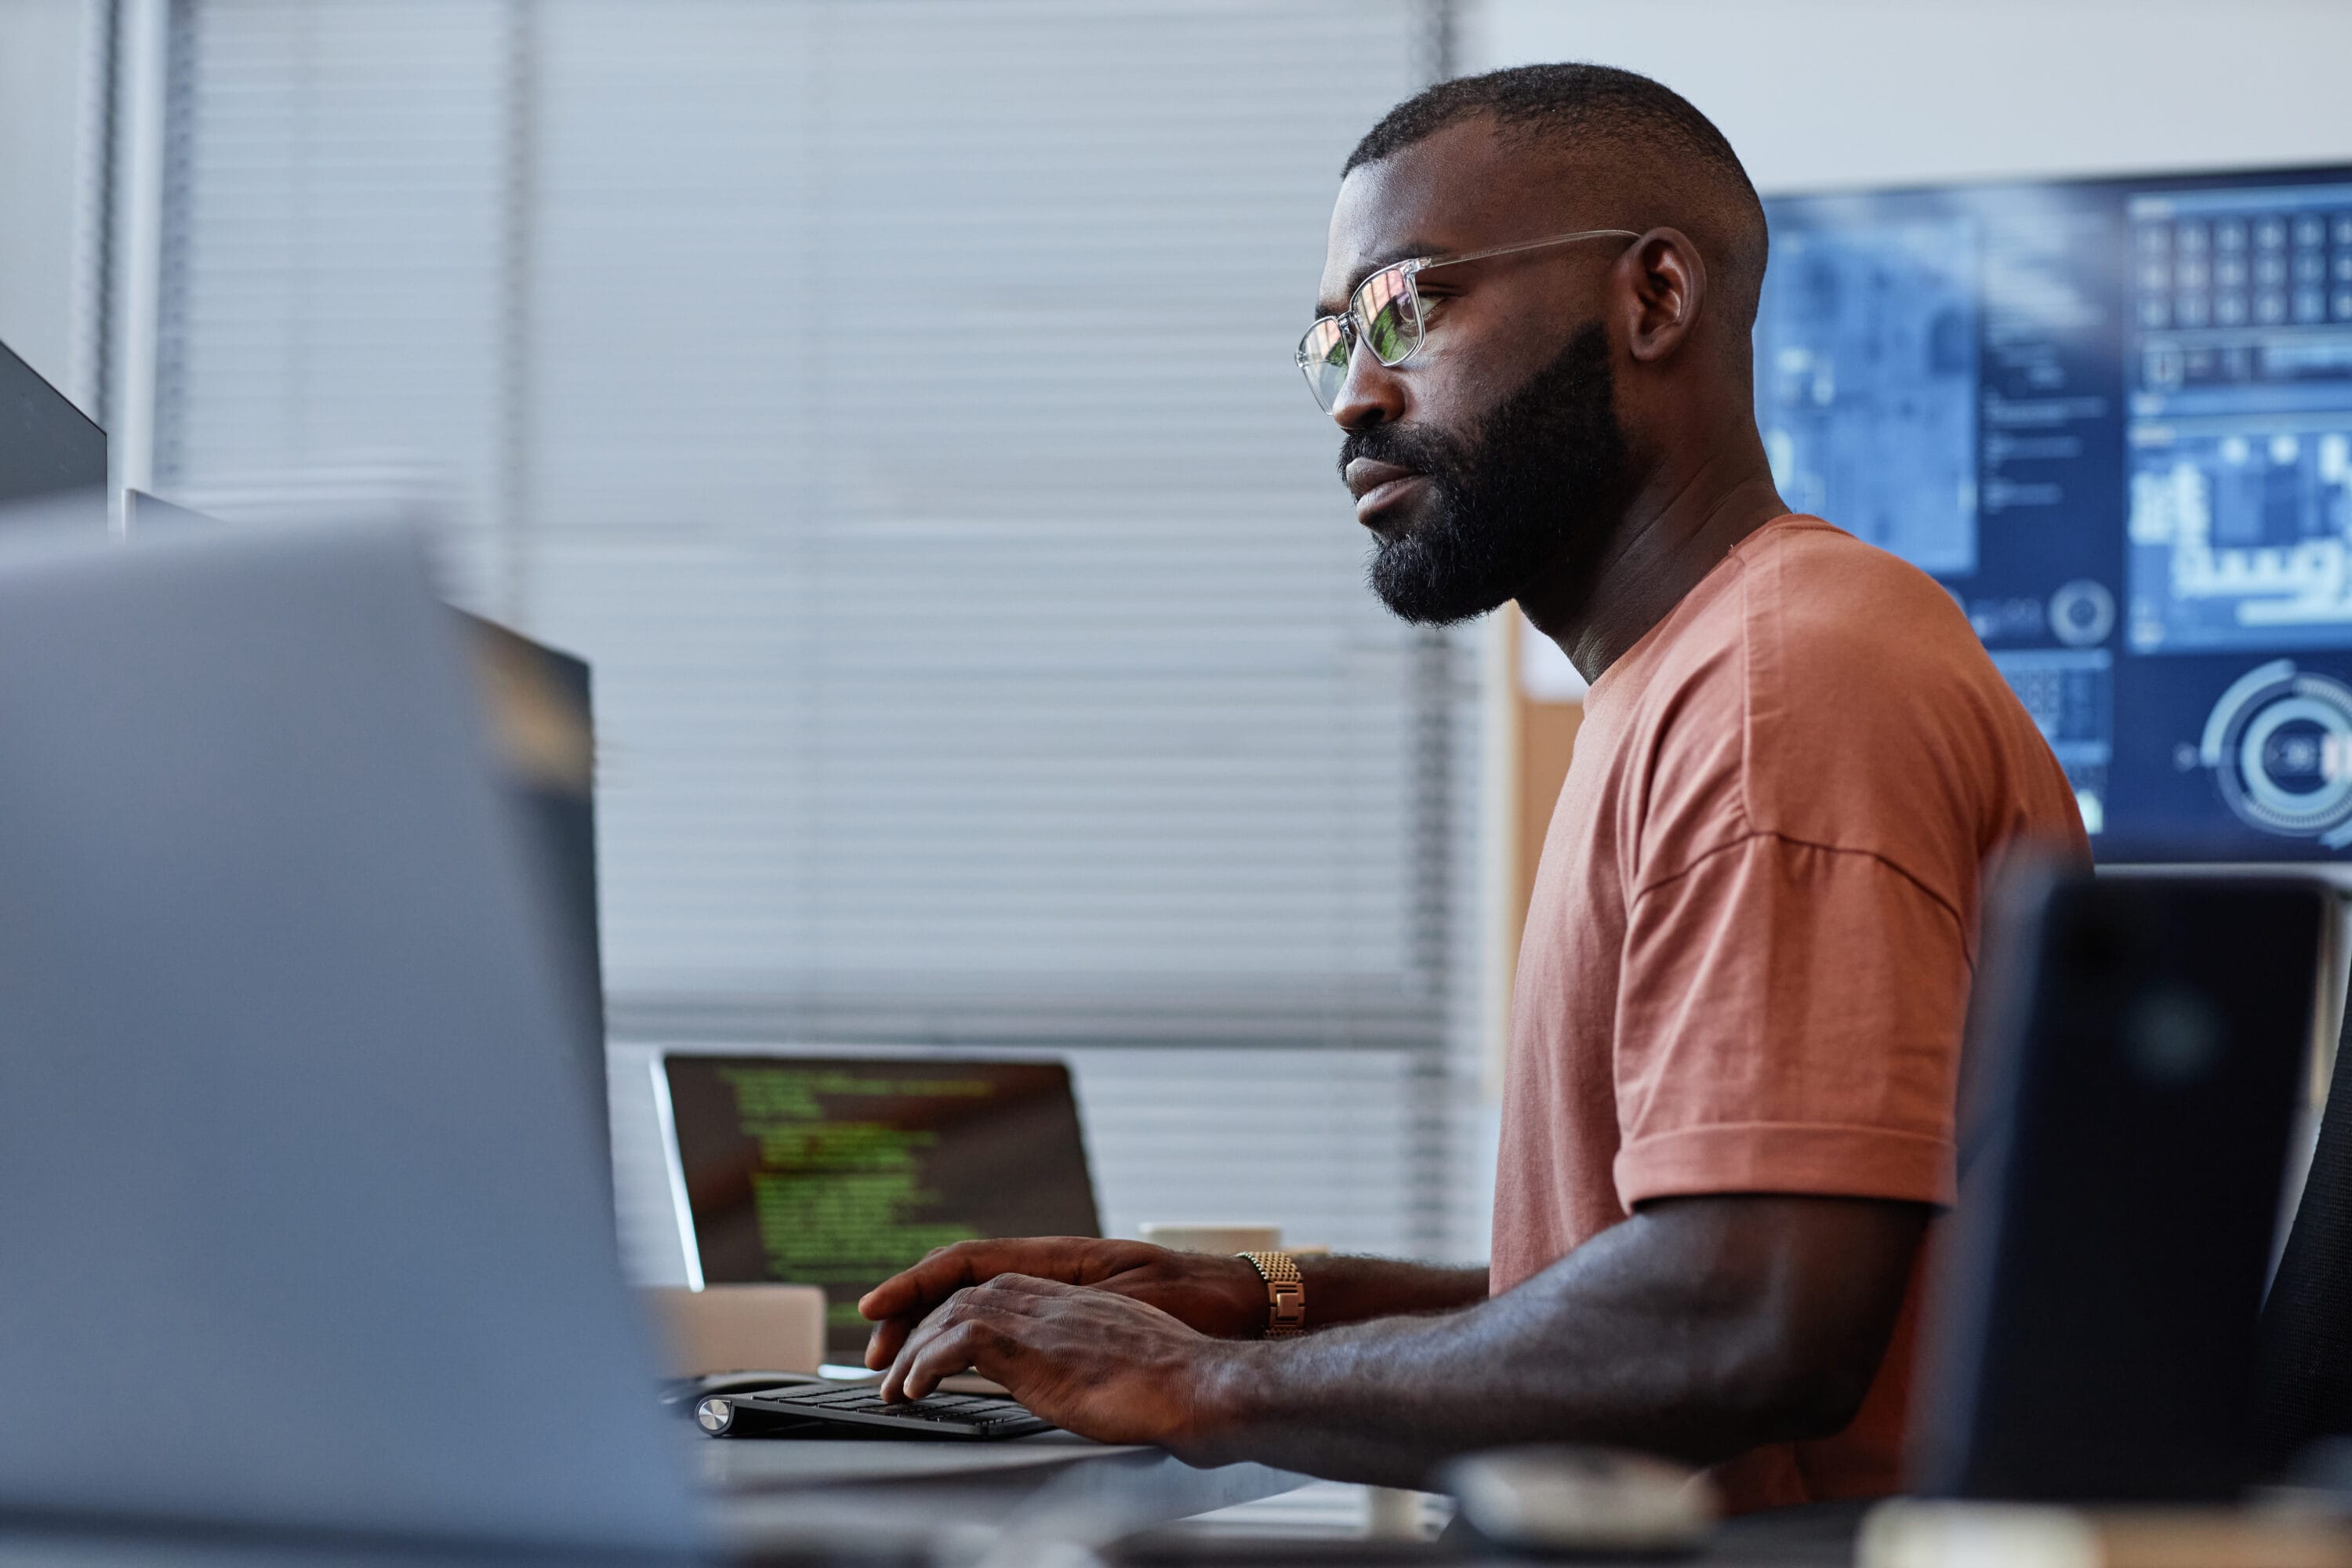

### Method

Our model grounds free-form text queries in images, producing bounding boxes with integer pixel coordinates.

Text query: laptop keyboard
[697,1383,1054,1440]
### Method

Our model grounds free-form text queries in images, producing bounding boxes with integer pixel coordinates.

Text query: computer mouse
[1439,1444,1717,1555]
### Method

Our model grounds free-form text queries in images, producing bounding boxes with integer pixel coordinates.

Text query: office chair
[2256,992,2352,1469]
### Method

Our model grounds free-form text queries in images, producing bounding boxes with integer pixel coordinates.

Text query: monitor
[0,336,104,514]
[657,1054,1101,1360]
[1757,164,2352,864]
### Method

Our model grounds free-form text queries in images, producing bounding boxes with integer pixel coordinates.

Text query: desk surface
[0,1435,1311,1566]
[0,1429,1875,1568]
[706,1430,1311,1555]
[704,1428,1158,1491]
[1123,1501,1868,1567]
[0,1503,1867,1568]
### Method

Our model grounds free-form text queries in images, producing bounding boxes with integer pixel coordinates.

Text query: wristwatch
[1237,1250,1306,1339]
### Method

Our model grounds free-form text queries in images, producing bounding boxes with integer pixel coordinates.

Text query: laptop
[0,517,699,1553]
[657,1053,1099,1439]
[463,610,613,1208]
[0,334,104,510]
[123,491,615,1181]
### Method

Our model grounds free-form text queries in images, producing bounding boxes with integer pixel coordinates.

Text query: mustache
[1337,423,1465,484]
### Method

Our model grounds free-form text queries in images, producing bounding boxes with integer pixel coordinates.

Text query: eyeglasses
[1295,228,1639,412]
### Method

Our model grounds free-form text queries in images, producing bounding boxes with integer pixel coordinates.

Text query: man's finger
[879,1282,1043,1399]
[863,1312,913,1371]
[902,1316,1018,1403]
[858,1239,1059,1321]
[881,1286,971,1400]
[858,1243,1016,1322]
[861,1237,1116,1321]
[873,1274,1081,1374]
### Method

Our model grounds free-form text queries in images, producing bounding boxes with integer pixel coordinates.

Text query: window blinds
[151,0,1490,1263]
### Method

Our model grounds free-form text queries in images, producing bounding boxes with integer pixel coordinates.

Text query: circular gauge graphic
[2198,660,2352,847]
[2047,579,2115,648]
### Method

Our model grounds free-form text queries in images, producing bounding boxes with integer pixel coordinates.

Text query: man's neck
[1517,440,1790,684]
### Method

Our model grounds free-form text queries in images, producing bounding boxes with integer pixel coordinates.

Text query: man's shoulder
[1625,515,2077,891]
[1633,515,1996,729]
[1737,517,1992,697]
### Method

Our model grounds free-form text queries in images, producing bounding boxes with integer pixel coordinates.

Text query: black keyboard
[693,1383,1054,1441]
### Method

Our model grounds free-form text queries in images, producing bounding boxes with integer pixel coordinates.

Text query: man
[858,64,2085,1510]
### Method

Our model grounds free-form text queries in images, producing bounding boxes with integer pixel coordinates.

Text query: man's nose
[1329,338,1408,431]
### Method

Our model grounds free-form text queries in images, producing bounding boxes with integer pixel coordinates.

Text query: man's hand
[877,1272,1248,1459]
[859,1237,1266,1370]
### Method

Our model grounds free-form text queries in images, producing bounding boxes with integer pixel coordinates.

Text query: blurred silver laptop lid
[0,518,699,1553]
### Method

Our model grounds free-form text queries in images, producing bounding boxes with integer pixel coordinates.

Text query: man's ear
[1619,227,1706,365]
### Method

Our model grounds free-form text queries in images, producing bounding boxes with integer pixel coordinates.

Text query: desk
[0,1438,1309,1567]
[1120,1500,1868,1566]
[707,1431,1311,1558]
[0,1501,1866,1566]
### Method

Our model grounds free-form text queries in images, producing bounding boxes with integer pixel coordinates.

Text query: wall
[1464,0,2352,194]
[0,0,91,407]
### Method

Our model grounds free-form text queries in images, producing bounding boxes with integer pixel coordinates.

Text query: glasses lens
[1298,317,1348,411]
[1354,267,1424,365]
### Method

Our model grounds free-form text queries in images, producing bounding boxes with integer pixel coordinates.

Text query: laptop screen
[660,1054,1101,1359]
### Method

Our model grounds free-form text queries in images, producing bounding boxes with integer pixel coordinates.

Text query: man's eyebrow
[1312,239,1446,319]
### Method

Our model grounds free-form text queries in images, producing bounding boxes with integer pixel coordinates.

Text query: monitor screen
[1758,165,2352,862]
[659,1054,1100,1359]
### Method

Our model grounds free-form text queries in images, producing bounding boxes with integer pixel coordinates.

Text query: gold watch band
[1237,1250,1305,1339]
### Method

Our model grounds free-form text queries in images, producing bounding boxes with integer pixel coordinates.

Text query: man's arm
[1295,1254,1490,1324]
[859,1240,1486,1370]
[879,1194,1927,1488]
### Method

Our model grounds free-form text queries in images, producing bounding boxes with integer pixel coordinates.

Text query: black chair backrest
[2257,989,2352,1469]
[1913,871,2325,1501]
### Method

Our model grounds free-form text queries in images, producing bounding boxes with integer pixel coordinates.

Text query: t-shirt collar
[1580,513,1810,711]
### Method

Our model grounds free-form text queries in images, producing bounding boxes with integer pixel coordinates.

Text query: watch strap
[1237,1250,1305,1338]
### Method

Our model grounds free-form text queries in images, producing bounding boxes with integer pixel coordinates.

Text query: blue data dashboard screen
[1759,166,2352,863]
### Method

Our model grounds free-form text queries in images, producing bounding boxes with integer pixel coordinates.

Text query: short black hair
[1345,64,1768,333]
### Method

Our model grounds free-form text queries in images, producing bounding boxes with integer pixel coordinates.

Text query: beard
[1344,321,1630,626]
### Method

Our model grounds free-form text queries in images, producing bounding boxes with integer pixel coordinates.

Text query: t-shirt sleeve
[1610,831,1969,1209]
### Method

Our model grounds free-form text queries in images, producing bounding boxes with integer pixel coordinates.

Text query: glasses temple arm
[1414,227,1642,275]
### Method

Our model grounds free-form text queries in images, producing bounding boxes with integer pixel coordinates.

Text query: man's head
[1318,64,1768,625]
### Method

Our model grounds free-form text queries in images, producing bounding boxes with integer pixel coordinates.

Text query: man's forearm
[1180,1197,1925,1487]
[1189,1244,1731,1486]
[1294,1255,1487,1327]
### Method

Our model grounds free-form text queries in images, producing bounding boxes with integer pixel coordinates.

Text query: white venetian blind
[155,0,519,605]
[151,0,1490,1264]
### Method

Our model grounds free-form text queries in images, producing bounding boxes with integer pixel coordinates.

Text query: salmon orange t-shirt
[1492,514,2089,1513]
